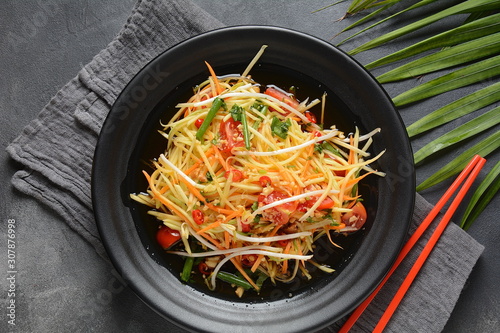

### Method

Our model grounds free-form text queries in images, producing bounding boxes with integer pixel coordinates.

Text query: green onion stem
[241,108,251,150]
[181,256,195,282]
[196,97,224,141]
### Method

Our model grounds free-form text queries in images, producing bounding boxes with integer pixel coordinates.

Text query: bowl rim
[92,25,415,332]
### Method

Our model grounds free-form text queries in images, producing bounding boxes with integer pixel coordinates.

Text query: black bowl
[92,26,415,332]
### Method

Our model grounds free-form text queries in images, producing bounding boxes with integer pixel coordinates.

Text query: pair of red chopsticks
[339,154,487,333]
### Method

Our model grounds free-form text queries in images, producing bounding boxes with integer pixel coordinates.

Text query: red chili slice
[192,209,205,225]
[259,176,272,187]
[219,117,244,154]
[305,111,317,124]
[195,118,204,128]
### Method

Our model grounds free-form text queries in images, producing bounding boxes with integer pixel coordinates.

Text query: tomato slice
[259,190,297,225]
[341,202,367,229]
[241,222,251,233]
[156,226,181,249]
[317,197,335,210]
[219,118,244,154]
[225,169,243,182]
[264,86,300,111]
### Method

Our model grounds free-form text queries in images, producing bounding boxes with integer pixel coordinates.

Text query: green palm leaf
[337,3,395,42]
[407,82,500,137]
[377,32,500,83]
[460,161,500,230]
[392,54,500,106]
[348,0,500,56]
[347,0,395,15]
[338,0,437,46]
[417,130,500,191]
[364,12,500,69]
[413,106,500,165]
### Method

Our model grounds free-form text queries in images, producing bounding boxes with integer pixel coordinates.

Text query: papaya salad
[131,45,385,297]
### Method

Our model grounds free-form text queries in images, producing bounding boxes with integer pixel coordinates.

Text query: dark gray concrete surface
[1,1,498,332]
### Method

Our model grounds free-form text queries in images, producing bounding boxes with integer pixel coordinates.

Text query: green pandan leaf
[337,3,397,43]
[417,130,500,191]
[413,106,500,164]
[407,82,500,137]
[406,82,500,138]
[392,54,500,106]
[338,0,436,46]
[460,161,500,230]
[349,0,500,56]
[377,32,500,83]
[365,12,500,69]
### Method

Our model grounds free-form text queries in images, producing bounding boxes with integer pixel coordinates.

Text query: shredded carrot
[223,209,243,223]
[344,170,375,188]
[174,175,235,214]
[142,170,198,231]
[303,172,324,180]
[184,147,215,175]
[159,185,169,195]
[205,61,223,95]
[199,231,222,248]
[231,258,259,290]
[348,136,355,165]
[213,145,228,171]
[199,231,259,290]
[281,241,293,274]
[250,224,281,273]
[329,223,346,230]
[197,221,221,234]
[206,203,238,215]
[224,231,230,249]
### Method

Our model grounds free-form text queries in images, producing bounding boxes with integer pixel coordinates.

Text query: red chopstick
[339,154,486,333]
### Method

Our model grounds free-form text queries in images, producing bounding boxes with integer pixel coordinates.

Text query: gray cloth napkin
[6,0,484,332]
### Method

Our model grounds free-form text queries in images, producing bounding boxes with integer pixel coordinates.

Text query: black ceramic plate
[92,26,415,332]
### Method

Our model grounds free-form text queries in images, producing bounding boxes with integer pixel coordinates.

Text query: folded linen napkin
[6,0,484,332]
